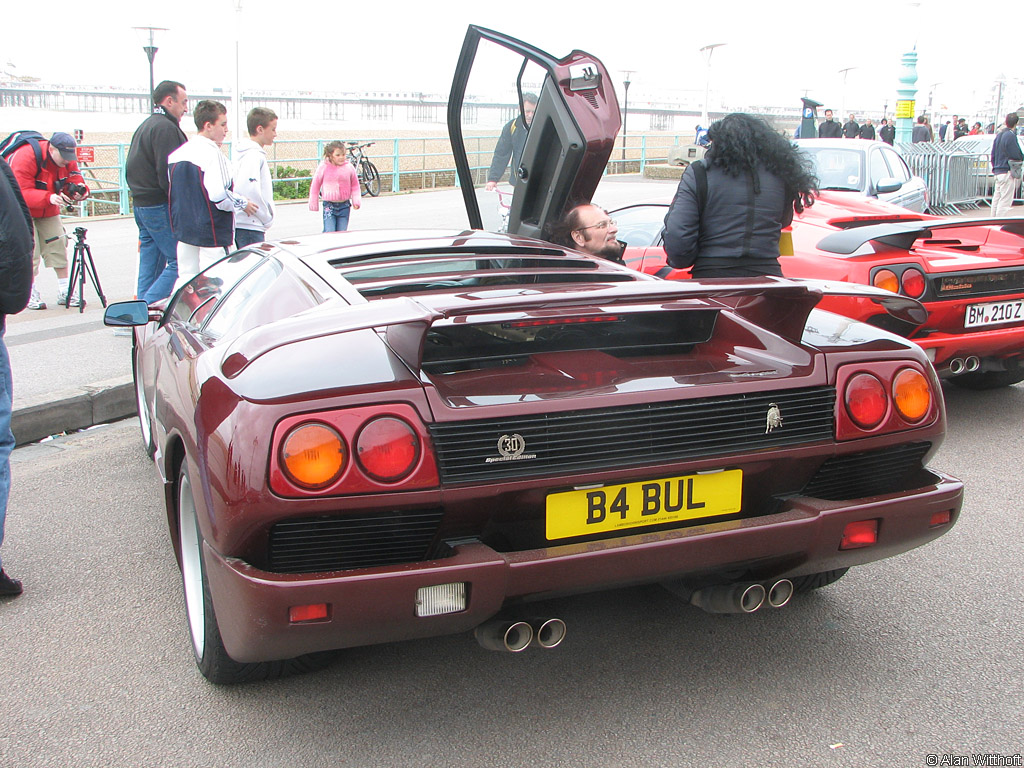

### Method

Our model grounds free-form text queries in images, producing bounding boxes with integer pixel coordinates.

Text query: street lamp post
[132,27,167,103]
[699,43,725,128]
[621,71,634,162]
[838,66,857,121]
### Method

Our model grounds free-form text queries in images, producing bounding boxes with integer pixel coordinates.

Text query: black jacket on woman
[663,161,793,278]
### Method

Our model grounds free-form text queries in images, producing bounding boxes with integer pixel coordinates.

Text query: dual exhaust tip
[689,579,795,614]
[949,356,981,375]
[474,617,566,653]
[473,578,795,652]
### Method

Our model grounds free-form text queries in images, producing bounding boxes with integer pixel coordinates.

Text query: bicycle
[346,141,381,197]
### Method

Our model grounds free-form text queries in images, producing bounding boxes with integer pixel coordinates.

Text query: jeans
[323,201,352,232]
[0,328,13,571]
[235,228,265,249]
[135,203,179,303]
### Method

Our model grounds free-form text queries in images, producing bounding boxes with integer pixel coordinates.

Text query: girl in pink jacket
[308,141,362,231]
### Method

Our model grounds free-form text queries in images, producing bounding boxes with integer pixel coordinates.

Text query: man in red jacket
[7,132,90,309]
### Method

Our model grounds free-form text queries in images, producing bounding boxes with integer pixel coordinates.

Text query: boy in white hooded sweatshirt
[233,107,278,248]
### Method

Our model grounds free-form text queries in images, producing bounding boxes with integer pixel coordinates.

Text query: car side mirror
[104,300,151,326]
[876,177,904,194]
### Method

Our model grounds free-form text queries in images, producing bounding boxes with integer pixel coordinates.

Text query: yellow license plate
[545,469,742,540]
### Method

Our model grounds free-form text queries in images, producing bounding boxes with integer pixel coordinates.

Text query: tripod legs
[65,242,107,314]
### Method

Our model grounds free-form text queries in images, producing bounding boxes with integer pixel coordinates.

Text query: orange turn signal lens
[872,269,899,293]
[280,423,347,489]
[892,368,931,422]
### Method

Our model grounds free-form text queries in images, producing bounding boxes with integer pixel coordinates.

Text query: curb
[11,377,136,446]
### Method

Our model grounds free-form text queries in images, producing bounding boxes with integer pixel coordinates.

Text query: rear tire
[948,369,1024,390]
[790,568,849,593]
[362,161,381,197]
[177,461,335,684]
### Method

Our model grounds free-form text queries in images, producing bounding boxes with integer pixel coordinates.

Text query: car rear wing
[816,218,1024,255]
[220,278,923,378]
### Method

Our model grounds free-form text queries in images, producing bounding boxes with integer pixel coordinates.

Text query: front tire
[132,338,155,458]
[177,461,335,684]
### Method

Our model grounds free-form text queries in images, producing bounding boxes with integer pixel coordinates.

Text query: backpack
[0,131,47,189]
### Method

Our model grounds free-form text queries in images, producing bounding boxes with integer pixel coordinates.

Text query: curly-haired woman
[663,112,817,278]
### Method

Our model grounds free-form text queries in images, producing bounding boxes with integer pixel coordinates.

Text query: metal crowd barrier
[896,142,987,214]
[895,142,991,215]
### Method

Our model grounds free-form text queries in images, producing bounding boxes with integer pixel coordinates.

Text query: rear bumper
[913,323,1024,372]
[206,471,963,663]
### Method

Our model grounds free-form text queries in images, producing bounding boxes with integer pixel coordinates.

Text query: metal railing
[63,133,692,219]
[895,142,994,215]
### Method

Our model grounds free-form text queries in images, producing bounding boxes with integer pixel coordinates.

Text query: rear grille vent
[267,509,443,573]
[430,386,835,483]
[801,442,931,500]
[933,268,1024,299]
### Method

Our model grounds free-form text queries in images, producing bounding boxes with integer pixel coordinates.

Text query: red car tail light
[930,510,952,527]
[270,404,439,498]
[356,417,421,482]
[280,423,347,489]
[289,603,329,623]
[872,269,899,293]
[835,362,938,440]
[844,373,887,429]
[892,367,931,422]
[840,519,879,549]
[900,268,926,298]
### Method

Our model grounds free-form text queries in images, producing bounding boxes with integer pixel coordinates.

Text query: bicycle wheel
[361,161,381,197]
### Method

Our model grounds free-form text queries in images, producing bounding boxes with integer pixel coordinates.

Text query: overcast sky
[4,0,1017,118]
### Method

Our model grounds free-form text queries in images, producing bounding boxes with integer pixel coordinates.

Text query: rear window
[422,309,718,373]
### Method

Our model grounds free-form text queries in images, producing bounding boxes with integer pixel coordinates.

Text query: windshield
[799,147,864,192]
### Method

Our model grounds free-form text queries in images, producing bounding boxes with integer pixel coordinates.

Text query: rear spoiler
[817,217,1024,255]
[220,278,925,378]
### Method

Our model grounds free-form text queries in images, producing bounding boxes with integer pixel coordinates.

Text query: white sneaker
[57,291,84,308]
[27,286,46,310]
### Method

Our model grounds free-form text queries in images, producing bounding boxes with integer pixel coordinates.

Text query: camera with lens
[56,178,88,199]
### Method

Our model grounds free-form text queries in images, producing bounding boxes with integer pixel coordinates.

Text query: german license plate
[965,299,1024,328]
[545,469,742,540]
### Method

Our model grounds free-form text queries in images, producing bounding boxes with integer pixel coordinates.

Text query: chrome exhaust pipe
[766,579,794,608]
[474,620,533,652]
[965,356,981,372]
[690,582,766,614]
[948,358,965,375]
[528,617,567,649]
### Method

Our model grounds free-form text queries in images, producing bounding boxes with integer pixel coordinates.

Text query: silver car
[796,138,929,212]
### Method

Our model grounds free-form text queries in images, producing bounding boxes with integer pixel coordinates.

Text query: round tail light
[356,417,420,482]
[872,269,899,294]
[892,367,931,422]
[845,373,888,429]
[900,268,926,298]
[280,423,347,489]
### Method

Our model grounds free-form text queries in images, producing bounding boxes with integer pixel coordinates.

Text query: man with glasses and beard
[548,203,626,264]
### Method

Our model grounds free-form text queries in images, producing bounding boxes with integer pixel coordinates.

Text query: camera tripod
[65,226,107,313]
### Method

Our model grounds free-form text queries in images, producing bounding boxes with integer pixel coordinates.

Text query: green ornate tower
[895,49,919,144]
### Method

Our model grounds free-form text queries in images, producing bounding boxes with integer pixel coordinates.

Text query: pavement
[6,175,681,445]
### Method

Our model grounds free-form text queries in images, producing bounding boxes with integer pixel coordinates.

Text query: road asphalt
[5,175,680,445]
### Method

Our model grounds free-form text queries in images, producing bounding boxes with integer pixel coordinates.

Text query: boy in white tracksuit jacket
[233,107,278,248]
